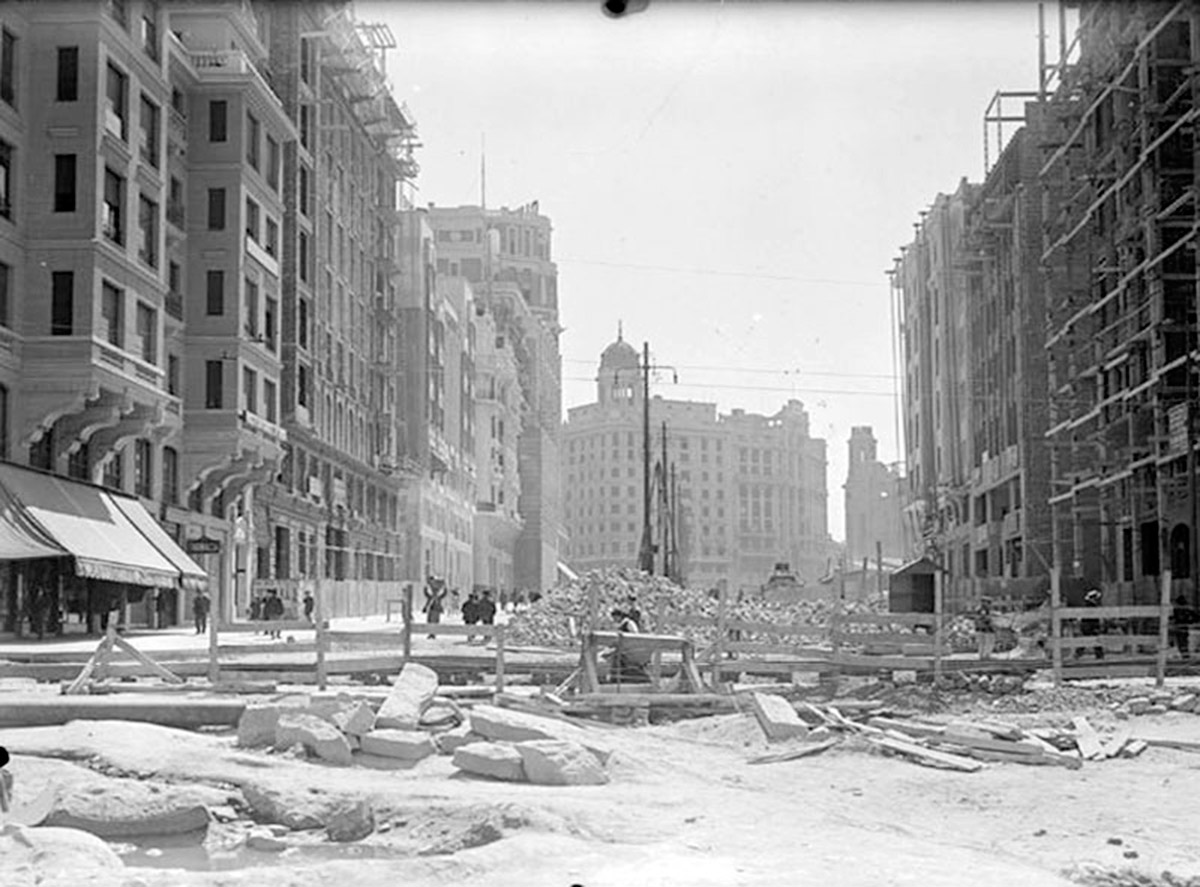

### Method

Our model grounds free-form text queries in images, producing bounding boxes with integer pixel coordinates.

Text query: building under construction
[1041,1,1199,606]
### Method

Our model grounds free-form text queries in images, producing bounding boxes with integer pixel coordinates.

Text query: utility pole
[1189,348,1198,611]
[638,341,655,573]
[670,461,682,585]
[636,341,678,575]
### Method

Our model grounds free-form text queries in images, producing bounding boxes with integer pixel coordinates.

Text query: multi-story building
[0,0,421,634]
[843,426,911,566]
[562,332,829,594]
[896,111,1052,609]
[243,4,418,620]
[1040,2,1200,606]
[424,203,563,593]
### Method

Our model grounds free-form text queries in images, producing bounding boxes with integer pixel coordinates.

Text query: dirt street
[4,690,1200,887]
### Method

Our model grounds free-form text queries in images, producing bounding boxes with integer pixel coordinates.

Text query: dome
[599,325,638,370]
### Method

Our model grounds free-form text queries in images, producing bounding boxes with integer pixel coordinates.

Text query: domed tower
[597,323,640,406]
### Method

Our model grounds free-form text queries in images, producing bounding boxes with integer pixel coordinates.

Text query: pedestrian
[250,592,262,625]
[192,589,210,635]
[265,590,284,639]
[1075,589,1104,660]
[423,576,446,639]
[479,588,497,627]
[974,597,996,660]
[1172,594,1196,659]
[624,595,643,632]
[463,590,480,644]
[303,591,315,624]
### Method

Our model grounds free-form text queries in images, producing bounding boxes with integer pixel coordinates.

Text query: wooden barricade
[831,608,945,676]
[208,619,327,689]
[393,589,508,691]
[1050,600,1170,687]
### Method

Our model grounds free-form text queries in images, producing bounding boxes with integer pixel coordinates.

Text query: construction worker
[974,597,996,660]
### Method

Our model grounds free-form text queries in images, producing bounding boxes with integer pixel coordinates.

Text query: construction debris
[748,738,841,764]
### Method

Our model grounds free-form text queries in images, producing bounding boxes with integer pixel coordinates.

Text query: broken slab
[331,701,376,737]
[516,739,609,786]
[45,783,216,837]
[237,699,310,748]
[866,736,983,773]
[469,704,611,764]
[1071,716,1105,760]
[325,799,375,842]
[0,823,127,882]
[747,692,810,743]
[435,724,483,755]
[247,826,288,852]
[452,742,526,782]
[375,663,439,730]
[1169,694,1196,712]
[274,712,353,766]
[1125,697,1151,716]
[359,728,435,761]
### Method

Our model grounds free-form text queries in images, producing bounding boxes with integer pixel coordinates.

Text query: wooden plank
[748,738,840,764]
[866,735,983,772]
[324,631,408,645]
[1138,737,1200,753]
[1052,605,1163,621]
[1122,739,1148,758]
[63,636,114,696]
[724,642,830,657]
[940,730,1044,756]
[963,720,1026,741]
[1054,635,1162,650]
[219,620,313,634]
[1071,716,1105,759]
[723,618,823,634]
[832,632,935,646]
[867,716,944,739]
[835,613,937,627]
[947,746,1078,769]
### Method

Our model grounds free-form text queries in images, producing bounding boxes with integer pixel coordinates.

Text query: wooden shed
[888,557,939,613]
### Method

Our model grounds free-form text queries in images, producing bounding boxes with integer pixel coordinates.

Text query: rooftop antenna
[617,320,623,342]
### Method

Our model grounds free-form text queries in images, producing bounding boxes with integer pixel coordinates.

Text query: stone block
[435,725,482,755]
[247,827,288,852]
[274,712,353,766]
[748,692,810,743]
[1170,694,1196,712]
[331,701,377,737]
[452,742,526,782]
[516,740,609,786]
[237,700,308,748]
[1125,697,1151,715]
[376,663,439,730]
[469,704,611,763]
[359,728,435,761]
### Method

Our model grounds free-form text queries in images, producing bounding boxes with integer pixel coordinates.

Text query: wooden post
[1050,566,1062,687]
[586,576,599,633]
[933,567,944,684]
[495,624,506,693]
[207,590,219,685]
[401,583,413,663]
[710,583,727,690]
[830,584,842,662]
[1157,568,1172,688]
[876,540,884,598]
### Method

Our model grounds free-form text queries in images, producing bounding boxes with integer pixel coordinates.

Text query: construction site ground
[4,673,1200,887]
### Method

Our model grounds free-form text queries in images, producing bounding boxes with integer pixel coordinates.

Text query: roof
[892,557,942,576]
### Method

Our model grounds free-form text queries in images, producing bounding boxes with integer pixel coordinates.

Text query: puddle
[113,831,415,871]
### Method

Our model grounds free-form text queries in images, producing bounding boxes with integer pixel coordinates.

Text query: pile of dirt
[1068,865,1200,887]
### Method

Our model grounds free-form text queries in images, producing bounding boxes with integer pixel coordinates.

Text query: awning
[0,480,67,560]
[0,463,191,589]
[108,494,208,592]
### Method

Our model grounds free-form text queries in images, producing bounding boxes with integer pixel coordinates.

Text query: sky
[364,0,1046,541]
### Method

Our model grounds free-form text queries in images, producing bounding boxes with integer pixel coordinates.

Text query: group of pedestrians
[421,576,499,643]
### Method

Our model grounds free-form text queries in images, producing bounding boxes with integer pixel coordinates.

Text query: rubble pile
[506,566,901,649]
[740,690,1199,772]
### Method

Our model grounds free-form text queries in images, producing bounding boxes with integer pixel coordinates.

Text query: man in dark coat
[192,590,210,635]
[462,590,481,644]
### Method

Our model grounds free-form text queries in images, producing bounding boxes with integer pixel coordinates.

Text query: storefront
[0,463,206,638]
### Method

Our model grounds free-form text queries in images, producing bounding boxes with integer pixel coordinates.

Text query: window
[300,37,312,84]
[139,95,159,168]
[167,353,180,395]
[51,271,72,335]
[274,525,290,579]
[103,169,124,244]
[265,297,277,352]
[0,140,10,219]
[102,451,123,491]
[298,231,309,282]
[207,187,225,230]
[105,63,127,140]
[167,261,181,296]
[264,378,277,423]
[245,197,259,241]
[245,111,259,169]
[244,277,258,337]
[205,360,223,408]
[56,47,78,101]
[298,165,309,216]
[243,367,257,414]
[206,270,224,315]
[141,2,158,60]
[0,29,15,108]
[136,302,156,363]
[298,364,309,406]
[170,87,184,115]
[167,176,183,227]
[162,446,179,505]
[137,195,158,267]
[101,282,123,347]
[299,104,311,151]
[46,157,78,219]
[134,439,152,497]
[298,299,309,349]
[209,100,227,142]
[265,217,278,257]
[266,135,280,191]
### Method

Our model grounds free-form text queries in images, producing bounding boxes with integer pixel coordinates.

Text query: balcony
[188,49,282,110]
